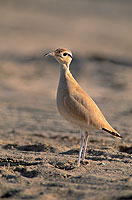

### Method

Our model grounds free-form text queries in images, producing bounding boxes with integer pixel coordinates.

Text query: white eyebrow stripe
[62,51,73,58]
[65,52,72,58]
[68,53,73,58]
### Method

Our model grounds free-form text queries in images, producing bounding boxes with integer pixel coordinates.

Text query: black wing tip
[102,128,122,139]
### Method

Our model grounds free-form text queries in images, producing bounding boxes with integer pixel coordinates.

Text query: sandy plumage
[46,48,122,166]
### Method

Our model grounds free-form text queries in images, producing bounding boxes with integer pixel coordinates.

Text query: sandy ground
[0,1,132,199]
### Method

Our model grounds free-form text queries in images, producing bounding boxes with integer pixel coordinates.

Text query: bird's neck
[59,63,70,76]
[60,63,69,72]
[58,63,72,86]
[58,63,76,88]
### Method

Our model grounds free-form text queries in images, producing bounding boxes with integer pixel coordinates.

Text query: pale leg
[82,131,89,161]
[77,132,85,166]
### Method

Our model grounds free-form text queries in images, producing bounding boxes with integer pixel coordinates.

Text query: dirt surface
[0,1,132,200]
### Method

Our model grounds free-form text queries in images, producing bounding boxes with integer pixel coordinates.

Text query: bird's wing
[62,83,122,138]
[63,86,107,129]
[63,94,89,124]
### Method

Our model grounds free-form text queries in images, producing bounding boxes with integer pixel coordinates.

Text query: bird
[44,48,122,166]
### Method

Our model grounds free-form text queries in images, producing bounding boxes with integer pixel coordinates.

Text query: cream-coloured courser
[44,48,122,166]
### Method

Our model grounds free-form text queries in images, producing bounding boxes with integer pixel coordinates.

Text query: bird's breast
[56,72,74,123]
[56,73,89,129]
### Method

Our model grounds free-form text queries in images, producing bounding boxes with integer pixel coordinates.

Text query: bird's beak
[43,51,55,57]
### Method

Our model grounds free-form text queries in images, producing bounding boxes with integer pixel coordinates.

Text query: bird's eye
[63,53,67,56]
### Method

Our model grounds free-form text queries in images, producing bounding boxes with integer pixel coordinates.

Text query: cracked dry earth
[0,54,132,200]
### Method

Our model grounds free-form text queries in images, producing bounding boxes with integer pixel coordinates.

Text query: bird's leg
[82,131,89,161]
[77,132,85,166]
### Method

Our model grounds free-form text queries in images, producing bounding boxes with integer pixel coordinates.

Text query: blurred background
[0,0,132,139]
[1,0,132,56]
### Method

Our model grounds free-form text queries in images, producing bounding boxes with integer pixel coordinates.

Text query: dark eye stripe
[68,53,72,58]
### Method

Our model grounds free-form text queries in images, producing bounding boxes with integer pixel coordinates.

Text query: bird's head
[44,48,73,67]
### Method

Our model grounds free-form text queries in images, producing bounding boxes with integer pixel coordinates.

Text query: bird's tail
[102,127,122,139]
